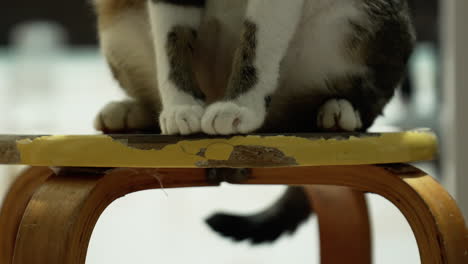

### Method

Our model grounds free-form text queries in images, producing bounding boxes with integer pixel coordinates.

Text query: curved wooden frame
[306,185,372,264]
[0,164,466,264]
[0,167,53,264]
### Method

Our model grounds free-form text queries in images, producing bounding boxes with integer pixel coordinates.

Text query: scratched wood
[0,131,437,168]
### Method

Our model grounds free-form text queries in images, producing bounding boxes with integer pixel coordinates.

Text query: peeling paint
[6,132,438,168]
[204,143,235,161]
[196,145,298,168]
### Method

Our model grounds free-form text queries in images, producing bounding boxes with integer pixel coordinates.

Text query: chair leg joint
[206,168,251,184]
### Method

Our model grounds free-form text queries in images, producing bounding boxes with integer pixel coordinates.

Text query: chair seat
[0,130,436,168]
[1,130,466,264]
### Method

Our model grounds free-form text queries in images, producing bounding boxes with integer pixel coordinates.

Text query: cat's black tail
[205,186,312,244]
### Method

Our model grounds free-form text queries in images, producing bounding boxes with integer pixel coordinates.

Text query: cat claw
[317,99,362,131]
[159,105,204,135]
[95,100,156,133]
[201,102,265,135]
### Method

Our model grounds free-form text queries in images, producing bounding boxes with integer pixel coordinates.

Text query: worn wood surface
[306,186,371,264]
[248,165,468,264]
[2,165,466,264]
[10,167,212,264]
[0,131,437,168]
[0,167,54,264]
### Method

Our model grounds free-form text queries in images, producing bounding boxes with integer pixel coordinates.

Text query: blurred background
[1,1,466,263]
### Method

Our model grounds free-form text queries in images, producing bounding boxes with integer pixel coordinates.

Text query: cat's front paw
[159,105,204,135]
[201,102,265,135]
[95,100,157,133]
[317,99,362,131]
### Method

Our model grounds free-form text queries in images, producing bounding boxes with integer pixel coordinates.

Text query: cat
[92,0,414,243]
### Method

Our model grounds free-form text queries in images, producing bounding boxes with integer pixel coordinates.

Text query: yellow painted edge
[15,132,437,168]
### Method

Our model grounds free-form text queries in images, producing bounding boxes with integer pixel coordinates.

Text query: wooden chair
[0,131,466,264]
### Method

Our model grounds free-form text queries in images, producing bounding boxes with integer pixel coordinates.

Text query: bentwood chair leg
[0,167,55,264]
[306,186,371,264]
[249,164,468,264]
[2,165,466,264]
[10,167,210,264]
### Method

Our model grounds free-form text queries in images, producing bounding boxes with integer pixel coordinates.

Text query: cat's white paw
[95,100,156,132]
[201,102,265,135]
[159,105,204,135]
[317,99,362,131]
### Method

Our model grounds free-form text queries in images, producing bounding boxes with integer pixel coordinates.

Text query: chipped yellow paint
[203,143,234,160]
[15,132,437,168]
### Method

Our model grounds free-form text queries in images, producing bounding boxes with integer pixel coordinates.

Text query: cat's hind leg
[95,100,159,133]
[95,3,161,133]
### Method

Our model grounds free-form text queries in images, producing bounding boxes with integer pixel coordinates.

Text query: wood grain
[0,167,54,264]
[4,164,466,264]
[306,186,371,264]
[247,165,468,264]
[11,167,212,264]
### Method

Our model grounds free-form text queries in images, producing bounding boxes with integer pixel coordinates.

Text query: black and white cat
[92,0,414,243]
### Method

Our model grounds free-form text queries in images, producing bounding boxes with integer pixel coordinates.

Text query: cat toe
[317,99,362,132]
[159,105,203,135]
[202,102,264,135]
[201,102,239,135]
